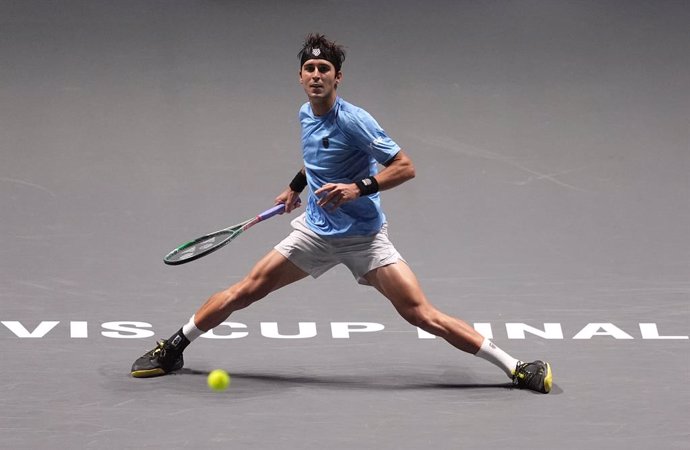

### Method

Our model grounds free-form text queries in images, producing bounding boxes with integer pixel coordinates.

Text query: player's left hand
[315,183,359,210]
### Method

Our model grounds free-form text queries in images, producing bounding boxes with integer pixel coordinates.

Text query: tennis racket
[163,200,300,265]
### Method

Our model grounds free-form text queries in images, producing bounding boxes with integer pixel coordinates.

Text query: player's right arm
[275,167,306,213]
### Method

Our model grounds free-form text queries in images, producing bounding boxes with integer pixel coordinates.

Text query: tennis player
[131,33,553,393]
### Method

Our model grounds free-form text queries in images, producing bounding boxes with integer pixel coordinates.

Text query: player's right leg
[193,250,309,331]
[130,250,308,378]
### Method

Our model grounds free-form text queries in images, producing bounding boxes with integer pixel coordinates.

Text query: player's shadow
[180,368,517,391]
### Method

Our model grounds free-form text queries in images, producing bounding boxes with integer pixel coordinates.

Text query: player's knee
[234,276,271,305]
[405,306,444,335]
[214,287,244,312]
[214,282,262,313]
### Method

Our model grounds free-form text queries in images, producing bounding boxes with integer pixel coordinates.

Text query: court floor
[1,1,688,448]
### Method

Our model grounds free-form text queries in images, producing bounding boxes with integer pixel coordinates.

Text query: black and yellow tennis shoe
[130,340,184,378]
[513,360,553,393]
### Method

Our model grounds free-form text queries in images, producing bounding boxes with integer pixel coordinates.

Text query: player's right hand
[275,188,302,213]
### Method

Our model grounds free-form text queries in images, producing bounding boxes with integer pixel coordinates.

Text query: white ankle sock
[181,315,205,342]
[475,338,520,379]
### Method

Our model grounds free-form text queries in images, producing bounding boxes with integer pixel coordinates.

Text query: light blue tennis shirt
[300,97,401,237]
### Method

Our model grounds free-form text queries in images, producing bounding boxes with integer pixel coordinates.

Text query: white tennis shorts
[274,213,403,285]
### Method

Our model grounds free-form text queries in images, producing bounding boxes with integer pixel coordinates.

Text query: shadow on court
[174,368,524,392]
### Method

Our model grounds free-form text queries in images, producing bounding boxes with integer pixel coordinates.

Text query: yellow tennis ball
[207,369,230,391]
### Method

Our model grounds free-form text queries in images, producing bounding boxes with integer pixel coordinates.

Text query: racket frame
[163,202,290,265]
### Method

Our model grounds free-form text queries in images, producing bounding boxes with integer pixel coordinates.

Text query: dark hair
[298,33,346,73]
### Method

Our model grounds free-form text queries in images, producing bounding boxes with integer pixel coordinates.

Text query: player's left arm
[373,150,415,191]
[316,150,415,209]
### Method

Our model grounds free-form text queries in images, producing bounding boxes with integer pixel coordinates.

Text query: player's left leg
[364,261,552,393]
[364,261,484,353]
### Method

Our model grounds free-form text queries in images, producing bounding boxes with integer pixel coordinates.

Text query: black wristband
[355,176,379,196]
[289,171,307,192]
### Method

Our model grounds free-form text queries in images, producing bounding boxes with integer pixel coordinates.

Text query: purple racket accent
[257,204,286,221]
[257,199,301,222]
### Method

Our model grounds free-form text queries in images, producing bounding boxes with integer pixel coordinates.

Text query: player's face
[299,59,341,103]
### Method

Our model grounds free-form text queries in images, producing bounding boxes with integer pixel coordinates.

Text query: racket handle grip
[258,198,301,221]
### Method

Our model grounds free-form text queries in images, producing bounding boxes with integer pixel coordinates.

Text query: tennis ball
[207,369,231,391]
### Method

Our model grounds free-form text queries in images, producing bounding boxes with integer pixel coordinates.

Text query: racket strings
[168,232,234,263]
[162,207,282,265]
